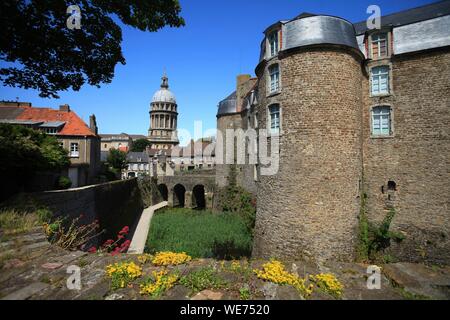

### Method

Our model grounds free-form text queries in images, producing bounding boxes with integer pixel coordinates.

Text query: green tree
[107,148,128,171]
[0,124,70,200]
[130,138,151,152]
[0,0,185,98]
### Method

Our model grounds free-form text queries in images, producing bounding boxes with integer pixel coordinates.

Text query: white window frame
[268,64,280,94]
[268,104,281,135]
[371,66,390,96]
[371,106,391,136]
[70,142,79,157]
[371,33,388,59]
[268,31,279,57]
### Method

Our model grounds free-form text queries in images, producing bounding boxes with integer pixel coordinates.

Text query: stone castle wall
[362,48,450,264]
[253,47,364,262]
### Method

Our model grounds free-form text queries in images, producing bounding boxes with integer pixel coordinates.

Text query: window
[42,127,58,134]
[70,142,79,157]
[269,64,280,94]
[371,33,388,58]
[371,66,390,95]
[268,104,280,134]
[371,106,391,136]
[268,31,279,57]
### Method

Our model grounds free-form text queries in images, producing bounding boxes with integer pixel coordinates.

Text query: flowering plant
[152,251,192,266]
[87,225,131,256]
[140,270,179,298]
[309,273,343,298]
[253,259,313,297]
[106,261,142,290]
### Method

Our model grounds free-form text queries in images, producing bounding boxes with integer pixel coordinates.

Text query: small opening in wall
[381,186,385,194]
[388,181,397,191]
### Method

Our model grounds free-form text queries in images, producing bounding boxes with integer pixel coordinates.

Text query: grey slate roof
[353,0,450,35]
[217,91,237,116]
[127,152,149,163]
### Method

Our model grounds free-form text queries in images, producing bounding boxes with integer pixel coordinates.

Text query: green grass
[145,208,253,259]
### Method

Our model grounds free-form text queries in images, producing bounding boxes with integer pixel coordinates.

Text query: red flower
[119,226,129,235]
[101,239,115,249]
[119,240,131,253]
[88,246,97,253]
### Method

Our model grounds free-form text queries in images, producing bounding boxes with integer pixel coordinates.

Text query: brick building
[216,1,450,263]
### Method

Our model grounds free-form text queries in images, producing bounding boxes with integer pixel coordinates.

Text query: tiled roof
[13,106,96,137]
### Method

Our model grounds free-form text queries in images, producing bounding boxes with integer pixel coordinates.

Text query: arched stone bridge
[156,173,215,210]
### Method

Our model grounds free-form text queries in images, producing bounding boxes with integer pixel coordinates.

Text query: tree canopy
[107,148,128,170]
[0,0,185,98]
[0,124,71,201]
[130,138,151,152]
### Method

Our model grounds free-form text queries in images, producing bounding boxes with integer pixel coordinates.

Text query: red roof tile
[16,107,96,137]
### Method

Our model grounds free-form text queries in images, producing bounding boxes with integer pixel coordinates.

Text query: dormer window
[370,33,388,58]
[268,31,279,57]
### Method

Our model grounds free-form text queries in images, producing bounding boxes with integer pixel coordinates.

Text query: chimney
[59,104,70,112]
[236,74,252,113]
[89,114,98,135]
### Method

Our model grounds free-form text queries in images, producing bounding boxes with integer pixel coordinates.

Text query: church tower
[148,73,179,149]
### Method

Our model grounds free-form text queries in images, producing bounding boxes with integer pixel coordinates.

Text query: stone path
[128,201,167,255]
[1,227,449,300]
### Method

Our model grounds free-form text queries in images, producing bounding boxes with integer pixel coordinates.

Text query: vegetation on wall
[357,191,405,263]
[106,148,128,179]
[215,165,257,234]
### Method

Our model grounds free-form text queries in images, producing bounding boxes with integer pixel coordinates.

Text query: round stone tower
[252,14,365,261]
[148,73,179,149]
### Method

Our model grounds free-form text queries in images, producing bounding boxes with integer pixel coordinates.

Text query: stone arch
[158,184,168,201]
[192,185,206,210]
[173,184,186,207]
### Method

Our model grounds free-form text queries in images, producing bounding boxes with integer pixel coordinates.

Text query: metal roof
[40,121,65,128]
[217,91,237,116]
[353,0,450,35]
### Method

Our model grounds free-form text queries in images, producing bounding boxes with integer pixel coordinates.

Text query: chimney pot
[59,104,70,112]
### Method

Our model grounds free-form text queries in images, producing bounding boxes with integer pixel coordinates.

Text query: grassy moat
[145,208,253,259]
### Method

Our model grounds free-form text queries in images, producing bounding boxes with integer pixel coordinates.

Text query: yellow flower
[310,273,343,298]
[140,270,179,298]
[152,251,192,266]
[137,254,153,264]
[106,261,142,290]
[253,259,313,297]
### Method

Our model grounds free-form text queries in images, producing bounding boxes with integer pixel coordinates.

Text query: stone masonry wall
[362,48,450,264]
[31,178,144,245]
[253,47,364,262]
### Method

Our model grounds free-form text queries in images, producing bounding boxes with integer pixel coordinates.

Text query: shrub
[310,273,344,299]
[57,176,72,189]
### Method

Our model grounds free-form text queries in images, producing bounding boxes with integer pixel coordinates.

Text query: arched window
[371,66,390,95]
[268,64,280,94]
[371,106,391,136]
[268,104,280,134]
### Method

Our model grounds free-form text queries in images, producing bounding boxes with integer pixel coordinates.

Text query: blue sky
[0,0,437,144]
